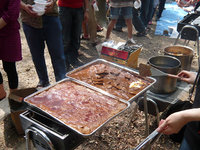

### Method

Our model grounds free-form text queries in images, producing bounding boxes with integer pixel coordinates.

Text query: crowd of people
[1,0,200,149]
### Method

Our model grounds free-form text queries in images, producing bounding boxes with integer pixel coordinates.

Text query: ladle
[138,63,180,79]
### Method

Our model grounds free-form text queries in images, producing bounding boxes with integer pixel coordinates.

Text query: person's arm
[20,1,38,17]
[1,0,21,29]
[177,70,197,84]
[0,18,7,29]
[176,0,196,7]
[84,0,89,22]
[45,0,56,13]
[157,108,200,135]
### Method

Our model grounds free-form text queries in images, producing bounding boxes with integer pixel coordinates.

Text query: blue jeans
[22,15,66,85]
[140,0,154,27]
[115,8,126,30]
[110,7,133,20]
[132,7,146,33]
[59,7,83,64]
[179,138,192,150]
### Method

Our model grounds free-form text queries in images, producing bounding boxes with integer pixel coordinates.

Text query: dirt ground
[0,16,198,150]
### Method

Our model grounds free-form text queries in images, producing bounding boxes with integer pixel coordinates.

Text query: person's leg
[179,138,192,150]
[125,18,133,39]
[88,4,97,43]
[22,23,49,87]
[122,7,135,42]
[0,71,6,100]
[114,8,124,32]
[59,7,74,64]
[71,8,84,65]
[132,7,146,36]
[157,0,166,20]
[140,0,150,27]
[106,19,117,39]
[59,7,83,65]
[43,16,66,81]
[106,7,120,39]
[146,0,154,25]
[149,7,156,23]
[114,18,123,32]
[2,61,18,93]
[97,24,103,32]
[82,20,89,39]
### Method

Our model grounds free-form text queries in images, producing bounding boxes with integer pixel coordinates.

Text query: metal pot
[164,45,194,71]
[148,55,181,94]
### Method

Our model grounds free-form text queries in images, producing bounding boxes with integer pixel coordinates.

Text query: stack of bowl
[32,0,49,16]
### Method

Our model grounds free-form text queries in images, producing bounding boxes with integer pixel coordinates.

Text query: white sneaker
[127,38,136,44]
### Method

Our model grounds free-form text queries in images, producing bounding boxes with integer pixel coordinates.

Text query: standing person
[156,0,166,21]
[58,0,89,69]
[132,1,147,37]
[0,0,22,99]
[20,0,66,88]
[113,9,126,32]
[106,0,135,43]
[157,70,200,150]
[140,0,154,28]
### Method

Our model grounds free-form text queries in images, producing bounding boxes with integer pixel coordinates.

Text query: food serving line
[20,59,157,150]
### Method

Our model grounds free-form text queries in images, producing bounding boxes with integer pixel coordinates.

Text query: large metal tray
[23,78,130,137]
[66,59,156,103]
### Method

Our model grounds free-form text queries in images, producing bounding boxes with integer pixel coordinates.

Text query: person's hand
[176,0,194,7]
[22,4,38,17]
[45,0,54,13]
[157,111,188,135]
[177,70,197,84]
[84,10,89,23]
[176,0,187,7]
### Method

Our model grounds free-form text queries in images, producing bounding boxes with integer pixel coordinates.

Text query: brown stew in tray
[68,63,152,100]
[25,80,127,135]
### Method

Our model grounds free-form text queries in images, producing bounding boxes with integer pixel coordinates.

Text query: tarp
[155,2,188,38]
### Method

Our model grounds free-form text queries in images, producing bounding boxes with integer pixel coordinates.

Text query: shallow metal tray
[24,78,130,137]
[66,59,156,103]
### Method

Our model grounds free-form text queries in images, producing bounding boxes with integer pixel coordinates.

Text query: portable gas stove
[146,81,191,112]
[20,109,85,150]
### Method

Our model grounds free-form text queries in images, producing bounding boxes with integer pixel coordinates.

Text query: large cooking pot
[164,45,194,71]
[148,55,181,94]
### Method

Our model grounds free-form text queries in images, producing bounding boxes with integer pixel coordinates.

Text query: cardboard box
[10,110,25,135]
[8,88,37,135]
[100,45,142,69]
[8,88,37,103]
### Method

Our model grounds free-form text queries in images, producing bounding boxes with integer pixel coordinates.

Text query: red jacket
[58,0,84,8]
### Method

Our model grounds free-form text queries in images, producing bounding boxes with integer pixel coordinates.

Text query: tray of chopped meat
[66,59,156,103]
[24,78,130,136]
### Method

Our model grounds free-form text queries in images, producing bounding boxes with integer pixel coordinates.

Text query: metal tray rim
[66,58,156,103]
[24,78,130,137]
